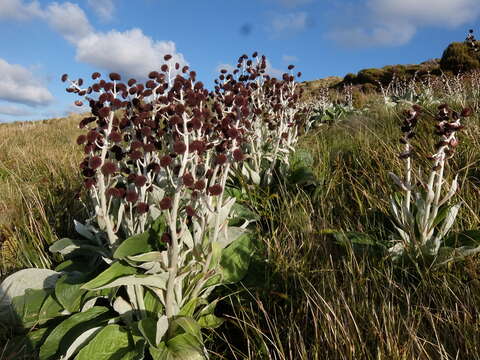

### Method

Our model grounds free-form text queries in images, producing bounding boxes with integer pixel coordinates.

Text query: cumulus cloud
[76,29,187,78]
[270,12,309,34]
[0,0,42,20]
[43,2,94,44]
[329,22,416,47]
[87,0,115,21]
[1,1,186,84]
[0,58,54,107]
[43,2,185,78]
[371,0,480,27]
[328,0,480,47]
[0,104,34,116]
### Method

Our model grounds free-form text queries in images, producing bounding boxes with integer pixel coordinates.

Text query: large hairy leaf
[220,233,253,283]
[55,271,89,313]
[84,273,169,291]
[114,215,166,259]
[150,333,206,360]
[0,268,61,325]
[39,306,110,360]
[11,288,50,328]
[82,262,137,290]
[74,324,138,360]
[49,238,109,258]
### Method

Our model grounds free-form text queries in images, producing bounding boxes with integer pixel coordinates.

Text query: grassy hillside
[0,116,86,274]
[1,76,480,358]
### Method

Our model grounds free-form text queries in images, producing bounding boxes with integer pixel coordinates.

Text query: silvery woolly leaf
[49,238,109,257]
[0,269,61,320]
[74,220,96,240]
[156,315,169,346]
[208,197,236,231]
[435,203,461,244]
[113,296,133,324]
[217,226,248,249]
[388,241,405,261]
[181,225,194,249]
[439,175,458,206]
[62,326,102,360]
[86,274,169,291]
[149,185,165,204]
[127,251,165,263]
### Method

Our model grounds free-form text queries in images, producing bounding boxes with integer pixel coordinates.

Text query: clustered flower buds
[466,29,479,52]
[65,53,305,325]
[64,52,304,247]
[213,52,306,184]
[431,104,468,162]
[398,104,420,159]
[389,103,472,262]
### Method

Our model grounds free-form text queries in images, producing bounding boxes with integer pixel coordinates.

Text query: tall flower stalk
[389,104,470,263]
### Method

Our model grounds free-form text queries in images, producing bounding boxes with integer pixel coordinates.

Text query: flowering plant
[388,104,480,265]
[0,53,304,359]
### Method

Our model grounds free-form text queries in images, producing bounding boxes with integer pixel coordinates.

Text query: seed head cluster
[64,52,303,238]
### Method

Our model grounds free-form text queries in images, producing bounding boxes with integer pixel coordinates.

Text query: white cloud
[1,1,187,84]
[0,0,42,20]
[76,28,187,79]
[87,0,115,21]
[328,22,416,47]
[370,0,480,27]
[271,12,308,33]
[43,2,94,44]
[0,58,54,107]
[328,0,480,47]
[0,104,34,116]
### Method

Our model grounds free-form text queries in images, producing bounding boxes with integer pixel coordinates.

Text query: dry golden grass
[0,115,86,274]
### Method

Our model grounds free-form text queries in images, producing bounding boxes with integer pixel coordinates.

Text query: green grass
[1,92,479,359]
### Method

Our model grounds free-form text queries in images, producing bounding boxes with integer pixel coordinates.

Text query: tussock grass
[208,102,480,359]
[0,115,86,275]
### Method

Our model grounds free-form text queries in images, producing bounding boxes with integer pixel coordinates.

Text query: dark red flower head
[134,175,148,187]
[182,173,195,187]
[76,135,87,145]
[215,154,228,165]
[186,206,197,217]
[84,178,96,188]
[233,149,244,162]
[125,189,139,203]
[89,156,102,170]
[136,202,149,214]
[208,184,223,196]
[194,179,205,190]
[109,73,121,81]
[160,197,172,210]
[160,155,173,167]
[101,161,117,176]
[130,150,143,161]
[109,131,122,143]
[173,141,187,154]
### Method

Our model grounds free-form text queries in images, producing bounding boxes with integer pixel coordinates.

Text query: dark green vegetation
[321,38,480,94]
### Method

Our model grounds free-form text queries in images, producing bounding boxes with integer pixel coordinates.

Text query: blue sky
[0,0,479,122]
